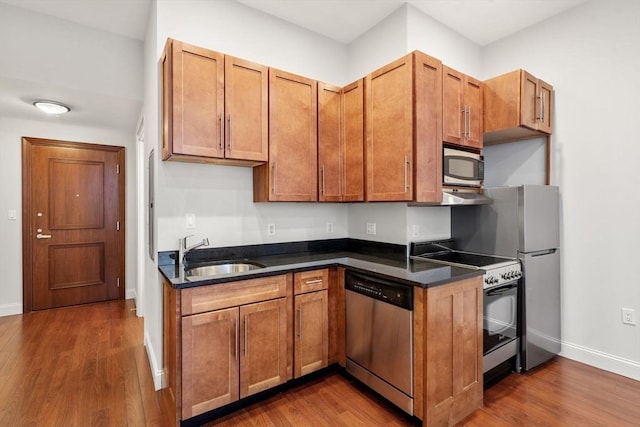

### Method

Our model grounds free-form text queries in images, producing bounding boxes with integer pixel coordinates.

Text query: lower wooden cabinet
[293,270,329,378]
[181,307,239,418]
[414,276,483,426]
[294,290,328,377]
[163,274,293,422]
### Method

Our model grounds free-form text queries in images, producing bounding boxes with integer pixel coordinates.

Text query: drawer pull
[305,279,323,285]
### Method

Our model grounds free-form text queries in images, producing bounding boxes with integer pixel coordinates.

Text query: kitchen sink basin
[185,261,265,278]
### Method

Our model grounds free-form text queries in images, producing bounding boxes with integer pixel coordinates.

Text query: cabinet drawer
[294,269,329,295]
[182,274,291,315]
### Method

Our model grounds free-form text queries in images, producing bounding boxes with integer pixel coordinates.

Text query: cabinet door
[239,298,288,398]
[225,56,268,161]
[365,54,413,201]
[294,290,329,378]
[166,39,224,159]
[414,52,443,203]
[266,69,318,201]
[424,277,482,426]
[521,70,540,131]
[342,79,365,202]
[443,66,464,146]
[181,307,239,419]
[464,75,483,149]
[537,79,553,134]
[318,82,343,202]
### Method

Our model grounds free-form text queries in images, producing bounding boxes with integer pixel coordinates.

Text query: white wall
[482,0,640,379]
[0,117,138,315]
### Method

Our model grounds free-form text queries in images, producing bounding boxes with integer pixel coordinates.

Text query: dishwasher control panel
[345,271,413,310]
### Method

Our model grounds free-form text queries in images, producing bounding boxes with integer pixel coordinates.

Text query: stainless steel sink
[185,261,264,278]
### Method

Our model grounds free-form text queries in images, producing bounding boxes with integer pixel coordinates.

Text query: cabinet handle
[541,92,545,123]
[467,106,471,139]
[272,163,277,195]
[227,115,232,151]
[36,233,52,239]
[404,156,410,191]
[233,318,238,361]
[305,279,323,285]
[244,315,248,358]
[218,114,223,150]
[461,107,466,138]
[298,306,303,341]
[321,166,325,195]
[537,93,543,121]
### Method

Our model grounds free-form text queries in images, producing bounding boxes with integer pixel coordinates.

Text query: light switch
[185,213,196,229]
[8,210,17,220]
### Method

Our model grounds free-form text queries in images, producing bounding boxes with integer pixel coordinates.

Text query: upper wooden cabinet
[365,52,443,203]
[253,69,318,202]
[318,80,364,202]
[161,38,268,165]
[365,54,414,202]
[483,69,553,143]
[414,52,444,204]
[443,66,483,150]
[224,56,269,161]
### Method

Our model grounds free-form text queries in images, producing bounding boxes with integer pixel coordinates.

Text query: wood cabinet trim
[293,268,329,295]
[181,274,289,315]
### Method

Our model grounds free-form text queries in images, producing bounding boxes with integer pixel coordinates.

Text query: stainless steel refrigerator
[452,185,561,371]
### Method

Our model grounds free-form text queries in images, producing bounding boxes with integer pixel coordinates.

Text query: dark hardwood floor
[0,299,638,426]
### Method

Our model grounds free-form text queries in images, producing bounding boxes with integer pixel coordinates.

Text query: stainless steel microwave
[443,147,484,187]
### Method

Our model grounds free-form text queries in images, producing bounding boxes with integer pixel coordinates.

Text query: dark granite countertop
[158,238,483,289]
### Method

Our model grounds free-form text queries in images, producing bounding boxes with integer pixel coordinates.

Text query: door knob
[36,233,52,239]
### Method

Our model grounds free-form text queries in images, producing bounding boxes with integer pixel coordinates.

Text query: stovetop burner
[410,239,522,288]
[417,251,513,268]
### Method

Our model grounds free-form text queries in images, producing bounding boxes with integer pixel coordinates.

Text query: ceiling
[0,0,588,132]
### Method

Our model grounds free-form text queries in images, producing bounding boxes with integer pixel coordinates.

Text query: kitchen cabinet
[414,52,444,203]
[365,54,414,201]
[163,274,292,422]
[364,52,443,203]
[483,69,553,143]
[293,269,329,377]
[413,276,483,426]
[253,69,318,202]
[161,38,268,165]
[318,80,364,202]
[443,66,483,149]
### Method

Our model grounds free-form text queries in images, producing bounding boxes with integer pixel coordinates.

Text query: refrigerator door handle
[529,248,557,257]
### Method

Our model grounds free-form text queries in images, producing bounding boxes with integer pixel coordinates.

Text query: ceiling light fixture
[33,100,71,115]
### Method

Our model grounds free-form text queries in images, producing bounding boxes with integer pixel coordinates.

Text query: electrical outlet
[267,223,276,236]
[326,222,334,234]
[185,213,196,229]
[366,222,376,235]
[412,224,419,238]
[622,308,636,325]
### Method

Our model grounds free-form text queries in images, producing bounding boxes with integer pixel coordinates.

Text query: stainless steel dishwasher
[345,271,414,415]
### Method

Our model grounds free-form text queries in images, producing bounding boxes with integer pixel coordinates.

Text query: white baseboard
[144,328,165,390]
[560,340,640,381]
[0,303,22,317]
[126,288,137,300]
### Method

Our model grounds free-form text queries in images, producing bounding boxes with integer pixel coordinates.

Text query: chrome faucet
[178,235,209,265]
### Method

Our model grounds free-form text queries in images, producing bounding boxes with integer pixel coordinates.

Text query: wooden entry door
[22,137,125,312]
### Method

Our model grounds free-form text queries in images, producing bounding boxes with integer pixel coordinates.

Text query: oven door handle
[486,283,518,296]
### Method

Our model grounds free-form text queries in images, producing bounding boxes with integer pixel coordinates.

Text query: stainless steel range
[410,240,522,376]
